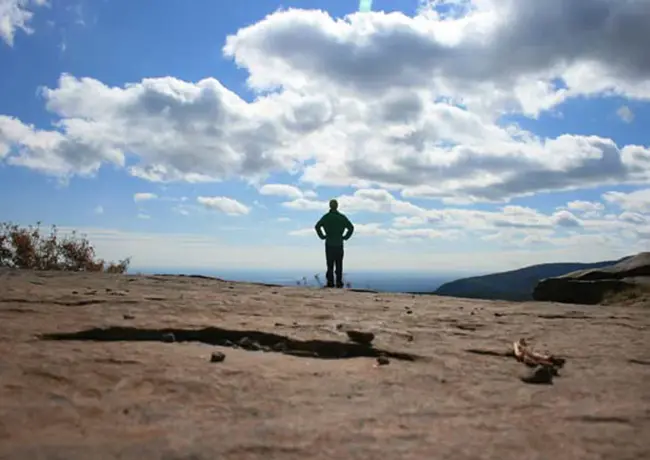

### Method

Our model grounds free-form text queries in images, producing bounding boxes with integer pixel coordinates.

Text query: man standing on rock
[314,199,355,288]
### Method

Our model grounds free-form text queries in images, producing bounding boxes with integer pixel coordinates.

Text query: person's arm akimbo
[343,216,354,240]
[314,216,327,240]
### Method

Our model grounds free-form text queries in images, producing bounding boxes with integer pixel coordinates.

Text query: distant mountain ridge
[433,258,625,302]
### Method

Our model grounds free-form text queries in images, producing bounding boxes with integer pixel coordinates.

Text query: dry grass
[296,273,352,288]
[0,222,130,274]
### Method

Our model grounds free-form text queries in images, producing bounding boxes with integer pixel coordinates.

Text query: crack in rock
[563,415,633,425]
[464,348,514,358]
[38,326,422,361]
[1,298,139,306]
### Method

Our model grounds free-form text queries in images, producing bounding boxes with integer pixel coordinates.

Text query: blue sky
[0,0,649,273]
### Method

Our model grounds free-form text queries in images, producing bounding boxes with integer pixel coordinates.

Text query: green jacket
[315,210,354,246]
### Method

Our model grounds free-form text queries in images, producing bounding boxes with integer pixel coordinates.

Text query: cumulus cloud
[0,2,649,205]
[559,200,605,219]
[284,188,591,234]
[566,200,605,214]
[258,183,316,199]
[0,0,48,46]
[36,74,309,182]
[284,189,426,215]
[222,2,650,200]
[619,212,647,225]
[289,221,459,241]
[616,105,635,123]
[133,192,158,203]
[603,188,650,213]
[197,196,250,216]
[393,216,429,228]
[225,2,650,107]
[551,210,581,228]
[0,114,124,177]
[283,186,644,249]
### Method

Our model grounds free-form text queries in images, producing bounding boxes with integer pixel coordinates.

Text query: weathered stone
[520,365,554,385]
[210,351,226,363]
[376,355,390,366]
[533,252,650,304]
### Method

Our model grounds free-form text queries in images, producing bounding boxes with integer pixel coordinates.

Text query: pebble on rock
[210,351,226,363]
[238,336,251,347]
[376,356,390,366]
[520,365,554,385]
[162,332,176,343]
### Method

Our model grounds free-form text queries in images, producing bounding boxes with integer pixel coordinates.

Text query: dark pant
[325,244,344,288]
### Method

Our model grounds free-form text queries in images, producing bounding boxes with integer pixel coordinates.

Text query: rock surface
[533,252,650,305]
[0,268,649,460]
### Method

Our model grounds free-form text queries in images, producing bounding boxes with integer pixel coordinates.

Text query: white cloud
[393,216,428,227]
[619,212,647,225]
[616,105,635,123]
[24,74,307,183]
[284,189,424,215]
[282,186,647,250]
[137,213,150,220]
[289,222,458,241]
[0,2,648,205]
[0,114,124,177]
[551,210,581,228]
[283,188,585,233]
[222,3,650,200]
[0,0,48,46]
[197,196,250,216]
[133,192,158,203]
[560,199,605,219]
[566,200,605,214]
[603,189,650,213]
[259,183,305,199]
[225,3,650,107]
[94,205,103,215]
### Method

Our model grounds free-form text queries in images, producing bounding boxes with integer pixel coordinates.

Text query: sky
[0,0,649,274]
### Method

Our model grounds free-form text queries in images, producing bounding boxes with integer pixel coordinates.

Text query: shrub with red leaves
[0,222,130,273]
